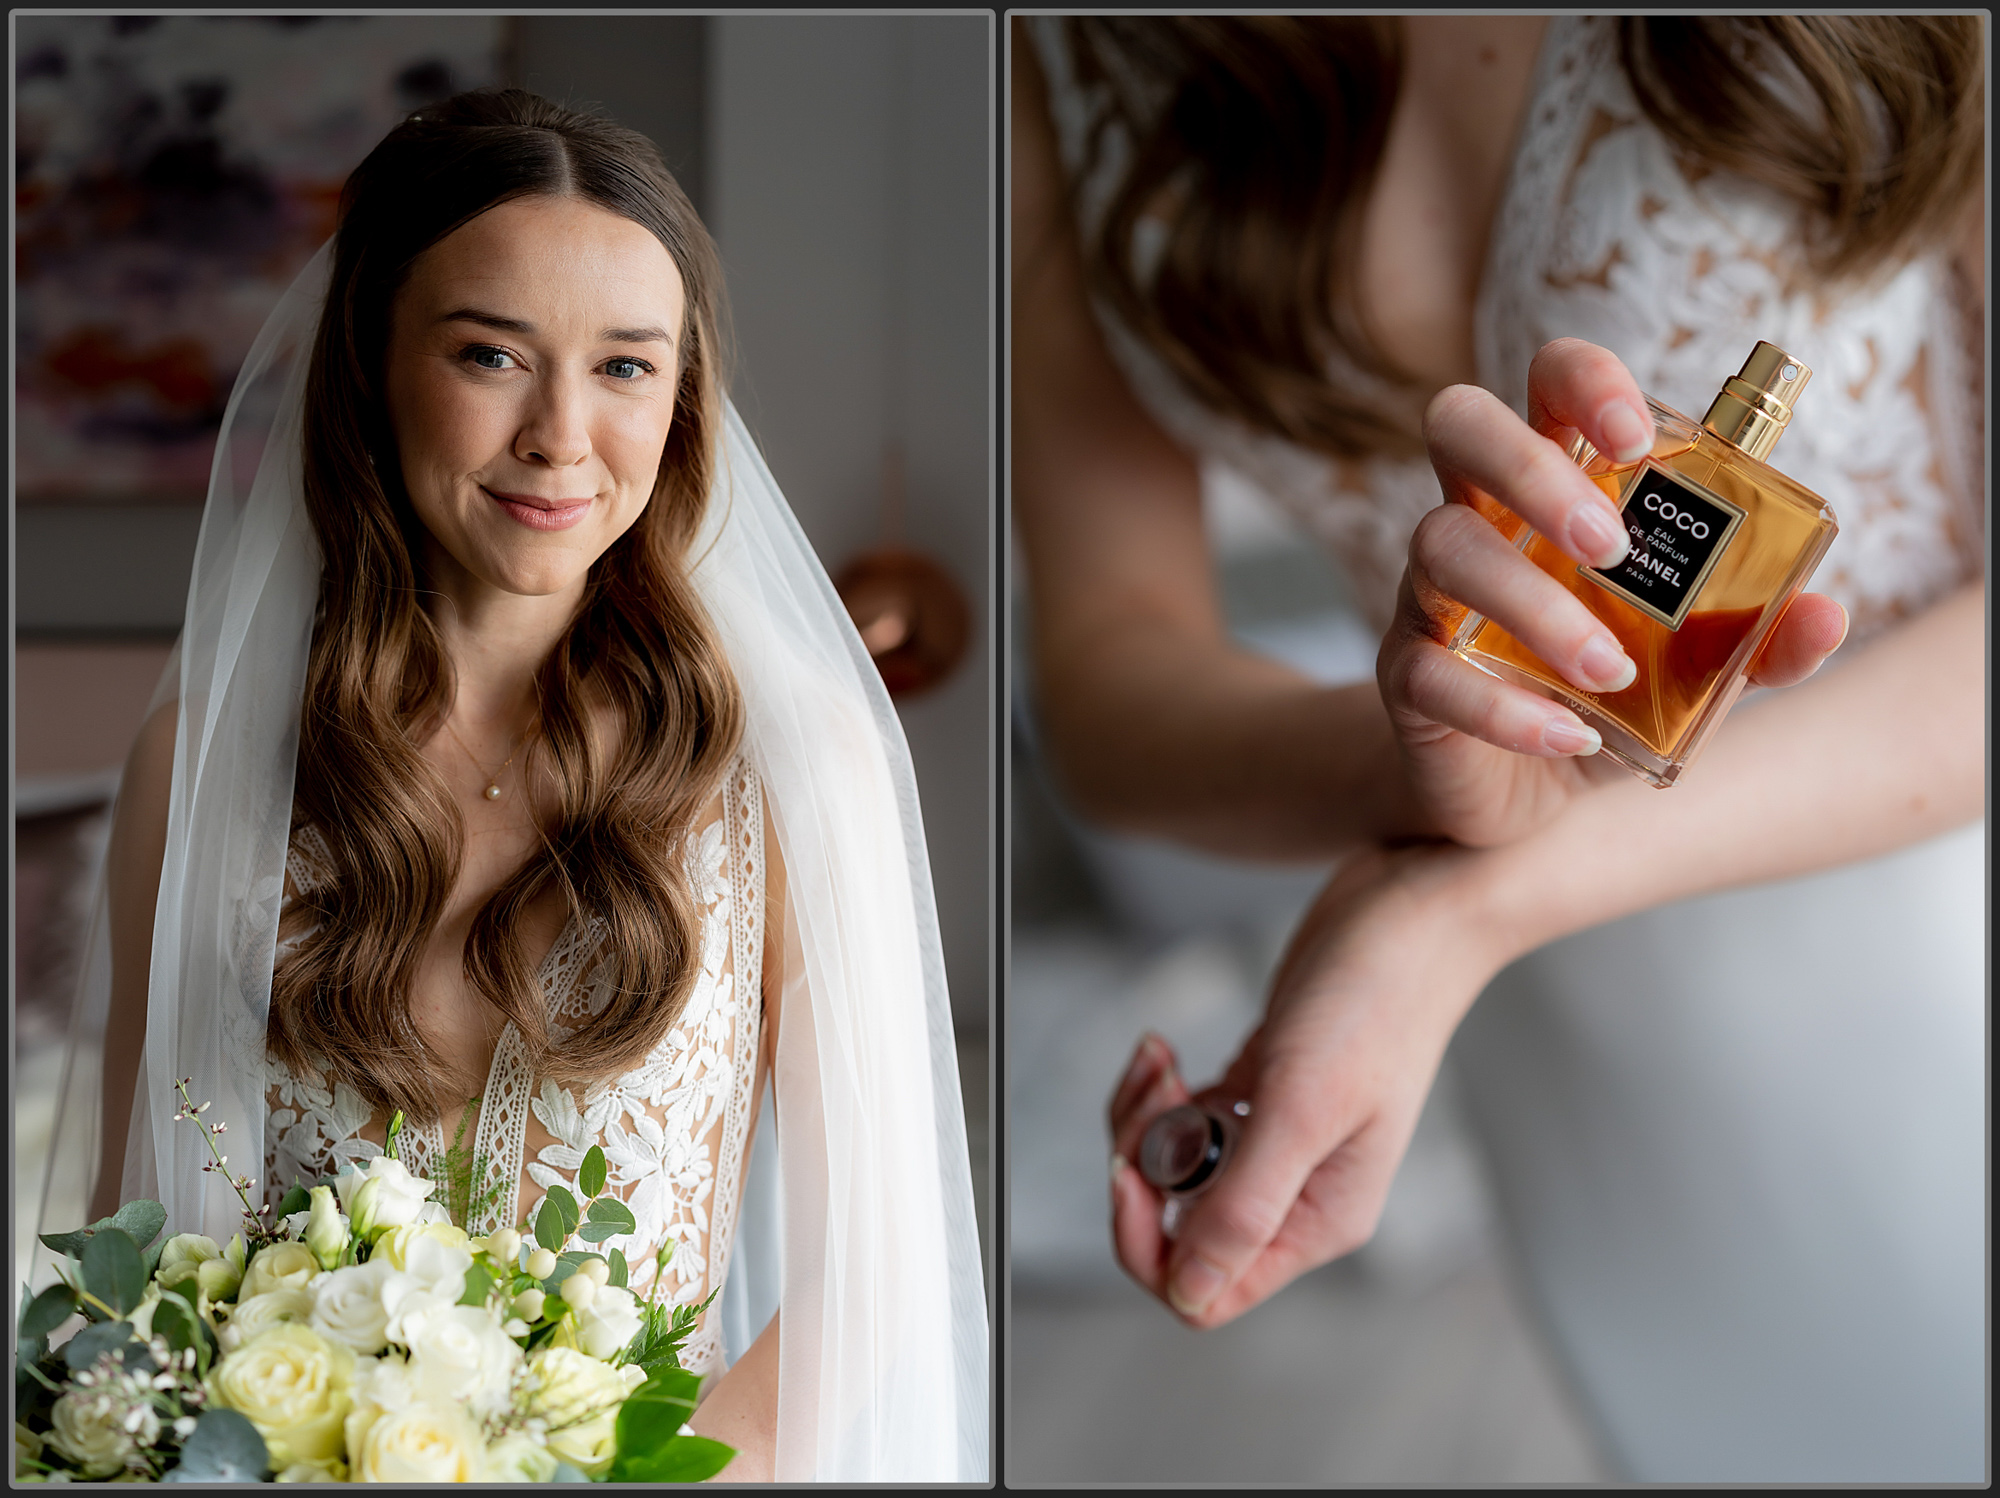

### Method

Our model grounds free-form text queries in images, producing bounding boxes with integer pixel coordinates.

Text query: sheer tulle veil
[33,242,989,1481]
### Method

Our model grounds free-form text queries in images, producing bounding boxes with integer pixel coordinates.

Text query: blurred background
[1008,462,1611,1482]
[13,13,990,1290]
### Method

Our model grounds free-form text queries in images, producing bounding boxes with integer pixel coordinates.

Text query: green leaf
[620,1434,737,1484]
[607,1248,629,1289]
[164,1409,270,1483]
[584,1196,636,1235]
[459,1261,494,1308]
[608,1367,716,1482]
[37,1198,167,1261]
[534,1196,567,1254]
[82,1228,147,1315]
[152,1289,201,1355]
[579,1145,608,1199]
[275,1183,311,1218]
[18,1283,76,1343]
[62,1318,135,1372]
[546,1183,582,1237]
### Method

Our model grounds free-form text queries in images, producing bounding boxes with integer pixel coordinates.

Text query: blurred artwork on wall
[14,14,503,503]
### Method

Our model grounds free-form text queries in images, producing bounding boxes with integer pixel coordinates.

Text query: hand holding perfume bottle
[1376,339,1850,844]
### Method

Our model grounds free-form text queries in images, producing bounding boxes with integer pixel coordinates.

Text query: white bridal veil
[35,243,989,1482]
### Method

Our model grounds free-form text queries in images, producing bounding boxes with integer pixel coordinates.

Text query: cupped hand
[1107,843,1498,1328]
[1378,337,1848,847]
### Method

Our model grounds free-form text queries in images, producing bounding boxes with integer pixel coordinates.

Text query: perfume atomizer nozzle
[1138,1100,1251,1239]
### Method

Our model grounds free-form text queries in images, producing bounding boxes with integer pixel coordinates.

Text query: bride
[1016,15,1981,1482]
[51,89,984,1482]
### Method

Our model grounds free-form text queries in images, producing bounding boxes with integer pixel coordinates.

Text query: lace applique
[264,759,768,1376]
[1045,15,1985,640]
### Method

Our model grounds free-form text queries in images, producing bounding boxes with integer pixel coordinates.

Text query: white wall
[709,16,991,1031]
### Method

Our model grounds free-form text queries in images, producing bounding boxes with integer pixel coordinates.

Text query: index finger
[1525,337,1654,461]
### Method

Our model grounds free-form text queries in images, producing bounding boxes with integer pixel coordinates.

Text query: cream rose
[482,1431,561,1483]
[525,1344,638,1428]
[377,1232,471,1346]
[573,1284,645,1362]
[238,1241,320,1304]
[218,1286,316,1355]
[273,1459,346,1482]
[308,1258,402,1355]
[333,1156,435,1235]
[155,1233,222,1288]
[207,1323,355,1470]
[377,1220,470,1272]
[545,1413,619,1478]
[46,1389,152,1478]
[351,1402,485,1483]
[405,1304,522,1420]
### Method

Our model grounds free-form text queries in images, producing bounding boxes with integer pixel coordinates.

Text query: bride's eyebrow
[438,307,532,334]
[601,325,674,346]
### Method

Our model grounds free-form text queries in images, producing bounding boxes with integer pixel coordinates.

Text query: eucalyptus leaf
[82,1228,146,1315]
[546,1184,582,1237]
[275,1183,311,1218]
[152,1289,201,1354]
[607,1248,629,1289]
[18,1284,76,1343]
[534,1197,566,1254]
[62,1319,135,1372]
[37,1197,167,1262]
[584,1196,636,1234]
[459,1262,494,1308]
[579,1145,608,1200]
[164,1409,270,1483]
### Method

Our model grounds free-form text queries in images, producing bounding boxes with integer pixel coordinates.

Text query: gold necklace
[441,717,529,802]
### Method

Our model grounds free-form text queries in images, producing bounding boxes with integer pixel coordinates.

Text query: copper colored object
[834,547,970,698]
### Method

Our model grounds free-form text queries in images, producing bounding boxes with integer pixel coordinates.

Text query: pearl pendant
[484,784,502,801]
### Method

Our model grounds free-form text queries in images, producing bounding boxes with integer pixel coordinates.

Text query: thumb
[1162,1071,1340,1320]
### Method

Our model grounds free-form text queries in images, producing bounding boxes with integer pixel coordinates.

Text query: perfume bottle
[1139,1101,1249,1239]
[1450,342,1839,787]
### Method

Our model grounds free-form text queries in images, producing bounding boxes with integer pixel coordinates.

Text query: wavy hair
[1061,16,1985,460]
[268,89,744,1121]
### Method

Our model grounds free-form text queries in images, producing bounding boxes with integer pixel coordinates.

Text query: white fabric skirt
[1451,820,1986,1482]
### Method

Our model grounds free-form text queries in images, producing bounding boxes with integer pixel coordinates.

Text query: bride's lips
[483,487,593,531]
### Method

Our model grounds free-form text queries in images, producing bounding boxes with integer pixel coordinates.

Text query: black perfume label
[1581,464,1745,630]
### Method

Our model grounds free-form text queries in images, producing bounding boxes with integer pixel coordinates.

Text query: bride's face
[382,194,687,601]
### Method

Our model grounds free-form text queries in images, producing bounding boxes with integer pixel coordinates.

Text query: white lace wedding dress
[261,756,768,1379]
[1038,14,1985,1482]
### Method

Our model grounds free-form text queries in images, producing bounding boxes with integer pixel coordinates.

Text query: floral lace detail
[1039,14,1985,639]
[264,759,767,1377]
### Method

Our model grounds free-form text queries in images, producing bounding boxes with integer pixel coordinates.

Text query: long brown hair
[269,89,744,1121]
[1062,16,1984,461]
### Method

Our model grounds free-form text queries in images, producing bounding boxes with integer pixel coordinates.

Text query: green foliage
[607,1248,630,1288]
[164,1410,270,1483]
[82,1228,147,1317]
[607,1366,735,1483]
[459,1261,495,1308]
[579,1144,608,1199]
[623,1288,719,1377]
[274,1183,312,1219]
[435,1096,508,1230]
[38,1199,167,1262]
[61,1319,135,1372]
[17,1282,77,1386]
[580,1196,637,1243]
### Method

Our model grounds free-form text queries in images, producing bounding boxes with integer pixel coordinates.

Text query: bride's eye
[459,344,517,371]
[602,356,655,381]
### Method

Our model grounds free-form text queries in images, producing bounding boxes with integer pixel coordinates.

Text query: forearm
[688,1310,776,1482]
[1462,582,1984,964]
[1032,614,1423,858]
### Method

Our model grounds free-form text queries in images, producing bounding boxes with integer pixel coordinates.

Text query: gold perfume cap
[1701,341,1811,462]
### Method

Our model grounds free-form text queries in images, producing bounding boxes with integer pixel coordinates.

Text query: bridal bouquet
[15,1082,735,1483]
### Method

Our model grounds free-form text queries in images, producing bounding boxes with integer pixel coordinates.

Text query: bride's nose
[514,375,592,468]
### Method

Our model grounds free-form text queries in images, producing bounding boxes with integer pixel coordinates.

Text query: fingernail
[1167,1253,1227,1317]
[1599,400,1653,464]
[1578,634,1637,692]
[1571,503,1630,568]
[1544,717,1602,756]
[1110,1153,1129,1184]
[1833,605,1851,651]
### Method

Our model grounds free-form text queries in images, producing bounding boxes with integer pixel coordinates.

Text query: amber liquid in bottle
[1449,348,1838,787]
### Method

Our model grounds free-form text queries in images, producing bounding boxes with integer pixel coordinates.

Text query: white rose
[218,1286,316,1354]
[377,1220,470,1272]
[545,1413,619,1478]
[574,1284,644,1362]
[46,1391,147,1478]
[273,1459,346,1482]
[525,1344,635,1429]
[377,1232,472,1346]
[155,1233,222,1288]
[404,1304,522,1421]
[207,1323,355,1470]
[350,1401,484,1483]
[308,1259,403,1355]
[238,1241,320,1303]
[483,1431,560,1483]
[333,1157,435,1234]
